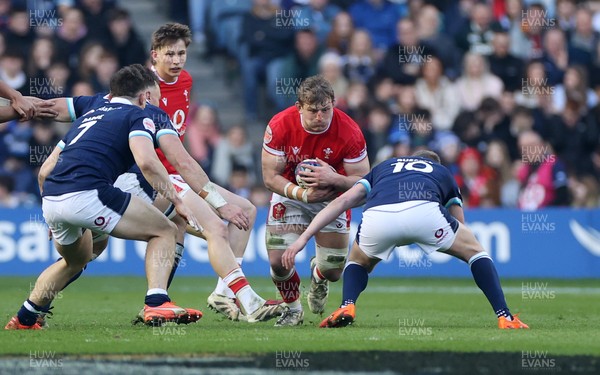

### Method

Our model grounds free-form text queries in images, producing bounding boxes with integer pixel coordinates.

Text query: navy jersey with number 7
[359,157,463,211]
[43,98,158,197]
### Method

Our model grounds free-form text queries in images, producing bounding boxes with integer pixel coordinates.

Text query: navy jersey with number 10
[359,157,463,212]
[43,98,158,197]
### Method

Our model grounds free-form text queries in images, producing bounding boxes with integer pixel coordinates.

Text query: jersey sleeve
[70,94,106,119]
[355,168,374,194]
[262,123,285,157]
[148,106,178,148]
[343,124,367,163]
[128,114,157,144]
[442,169,463,208]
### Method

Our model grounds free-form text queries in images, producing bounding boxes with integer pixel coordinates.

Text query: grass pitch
[1,276,599,359]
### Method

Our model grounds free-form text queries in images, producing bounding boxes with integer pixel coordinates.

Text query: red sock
[273,269,301,303]
[225,269,250,295]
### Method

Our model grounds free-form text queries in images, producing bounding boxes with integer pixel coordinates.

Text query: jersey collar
[151,66,179,85]
[110,97,134,105]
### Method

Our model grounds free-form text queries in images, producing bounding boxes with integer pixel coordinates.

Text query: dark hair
[151,23,191,51]
[110,64,157,98]
[412,149,441,163]
[107,7,130,23]
[297,75,335,106]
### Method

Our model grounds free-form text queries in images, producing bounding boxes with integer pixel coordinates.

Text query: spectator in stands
[540,28,569,87]
[415,56,460,131]
[186,104,222,172]
[249,185,271,208]
[488,31,524,93]
[54,7,89,74]
[90,50,118,93]
[476,97,511,144]
[341,29,376,85]
[514,61,552,111]
[44,61,72,98]
[341,81,370,126]
[277,29,324,109]
[442,0,475,38]
[77,0,115,41]
[363,102,392,165]
[433,131,461,177]
[520,3,549,59]
[569,7,600,68]
[556,0,577,33]
[379,18,425,85]
[211,125,256,187]
[546,100,599,176]
[105,8,148,67]
[371,76,396,114]
[348,0,406,56]
[239,0,294,121]
[227,164,252,200]
[452,110,483,149]
[455,147,500,207]
[455,2,495,56]
[569,174,600,208]
[27,37,55,82]
[395,84,419,132]
[455,52,504,111]
[296,0,341,44]
[552,65,598,113]
[77,41,105,82]
[416,4,461,80]
[0,49,28,95]
[0,0,10,32]
[318,52,349,100]
[325,11,353,55]
[71,81,94,96]
[374,124,411,165]
[485,139,520,207]
[517,130,569,210]
[496,0,531,60]
[3,7,35,58]
[0,32,5,57]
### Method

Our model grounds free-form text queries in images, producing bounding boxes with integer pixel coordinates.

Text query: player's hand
[306,186,337,203]
[217,203,250,230]
[298,158,338,188]
[174,203,201,232]
[32,99,58,119]
[11,94,36,120]
[282,237,308,270]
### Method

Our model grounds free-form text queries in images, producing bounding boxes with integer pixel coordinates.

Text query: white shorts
[267,193,349,233]
[43,187,131,246]
[357,201,458,260]
[114,172,154,204]
[169,174,192,197]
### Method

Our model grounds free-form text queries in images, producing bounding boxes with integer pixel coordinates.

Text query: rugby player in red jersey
[262,75,370,326]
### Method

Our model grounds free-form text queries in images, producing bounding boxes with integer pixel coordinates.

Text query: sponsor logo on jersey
[143,118,156,133]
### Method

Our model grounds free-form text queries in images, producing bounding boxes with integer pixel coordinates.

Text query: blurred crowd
[1,0,600,210]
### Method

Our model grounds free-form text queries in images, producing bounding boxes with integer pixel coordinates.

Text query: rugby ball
[295,159,320,188]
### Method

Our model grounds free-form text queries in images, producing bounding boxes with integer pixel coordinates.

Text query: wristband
[283,182,292,198]
[301,188,309,203]
[202,182,227,209]
[291,186,300,200]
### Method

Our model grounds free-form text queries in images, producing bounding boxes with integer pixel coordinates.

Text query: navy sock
[469,254,511,319]
[17,299,43,326]
[144,293,171,307]
[341,263,369,307]
[166,243,184,290]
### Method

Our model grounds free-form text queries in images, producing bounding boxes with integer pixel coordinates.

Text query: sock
[144,288,170,307]
[17,299,43,326]
[341,262,369,307]
[312,264,326,283]
[223,268,263,314]
[41,260,87,311]
[271,268,301,311]
[213,257,244,298]
[166,243,184,289]
[469,253,512,319]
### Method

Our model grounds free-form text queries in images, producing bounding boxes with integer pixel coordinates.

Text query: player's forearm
[0,82,21,101]
[170,153,210,193]
[331,174,362,192]
[266,173,309,202]
[0,106,19,122]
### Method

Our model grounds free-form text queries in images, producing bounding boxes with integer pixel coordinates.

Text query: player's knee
[204,219,228,241]
[315,244,347,278]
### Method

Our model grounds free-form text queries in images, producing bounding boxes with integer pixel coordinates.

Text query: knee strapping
[266,231,300,251]
[316,244,347,271]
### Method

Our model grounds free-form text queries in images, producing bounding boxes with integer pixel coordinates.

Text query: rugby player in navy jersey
[282,150,529,329]
[5,65,202,330]
[33,67,283,324]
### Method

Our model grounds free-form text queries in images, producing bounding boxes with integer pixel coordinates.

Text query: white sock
[222,268,264,314]
[146,288,168,296]
[213,258,244,298]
